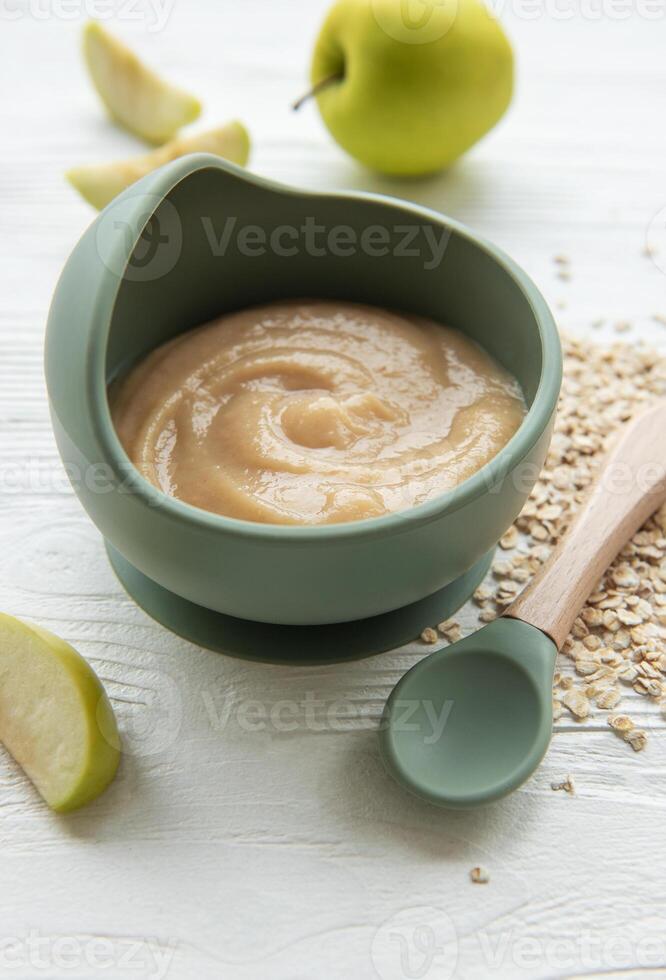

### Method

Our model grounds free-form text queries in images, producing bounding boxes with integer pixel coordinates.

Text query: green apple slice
[67,120,250,209]
[0,614,120,812]
[83,21,201,144]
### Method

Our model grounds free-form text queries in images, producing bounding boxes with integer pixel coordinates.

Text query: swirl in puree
[110,301,526,525]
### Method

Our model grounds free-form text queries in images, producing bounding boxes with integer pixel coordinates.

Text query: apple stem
[292,73,343,111]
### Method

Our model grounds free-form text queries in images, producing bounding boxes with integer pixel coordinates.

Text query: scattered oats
[581,607,604,627]
[618,664,638,683]
[596,687,621,709]
[575,659,602,677]
[617,609,643,627]
[479,607,497,623]
[652,314,666,327]
[420,627,438,645]
[642,244,657,258]
[553,254,570,265]
[557,269,572,282]
[608,714,634,733]
[560,676,574,690]
[598,596,622,610]
[614,320,631,334]
[499,526,519,549]
[470,866,490,884]
[551,775,575,794]
[562,689,590,719]
[441,625,462,642]
[572,618,590,639]
[473,584,493,604]
[625,729,648,752]
[630,625,650,645]
[552,698,564,720]
[572,434,597,454]
[587,665,617,682]
[601,651,623,668]
[530,522,550,542]
[591,318,604,329]
[635,677,662,698]
[611,566,639,589]
[583,634,602,651]
[613,630,631,650]
[603,610,621,632]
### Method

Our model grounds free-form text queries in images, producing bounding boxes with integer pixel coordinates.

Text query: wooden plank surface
[1,2,666,977]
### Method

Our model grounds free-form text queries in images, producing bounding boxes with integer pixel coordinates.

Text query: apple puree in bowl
[109,301,526,525]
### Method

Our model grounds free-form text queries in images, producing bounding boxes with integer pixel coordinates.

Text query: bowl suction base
[105,543,495,665]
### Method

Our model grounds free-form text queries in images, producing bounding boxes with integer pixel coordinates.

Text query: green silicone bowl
[45,155,561,627]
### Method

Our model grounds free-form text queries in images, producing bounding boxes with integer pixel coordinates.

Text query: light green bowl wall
[108,168,543,405]
[46,156,560,625]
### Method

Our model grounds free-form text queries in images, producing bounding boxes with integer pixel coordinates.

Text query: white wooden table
[2,3,666,977]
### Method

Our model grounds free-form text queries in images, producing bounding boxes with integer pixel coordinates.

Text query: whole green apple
[308,0,513,176]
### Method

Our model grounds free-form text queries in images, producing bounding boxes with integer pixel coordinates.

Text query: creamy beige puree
[110,301,526,525]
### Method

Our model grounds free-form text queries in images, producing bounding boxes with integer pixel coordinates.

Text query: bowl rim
[92,155,562,544]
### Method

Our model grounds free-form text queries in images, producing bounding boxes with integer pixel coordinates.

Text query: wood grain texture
[2,3,666,978]
[506,402,666,647]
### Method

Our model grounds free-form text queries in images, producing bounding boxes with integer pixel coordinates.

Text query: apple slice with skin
[83,21,201,144]
[67,120,250,210]
[0,614,120,812]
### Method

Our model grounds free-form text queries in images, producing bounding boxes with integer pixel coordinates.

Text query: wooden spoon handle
[504,401,666,649]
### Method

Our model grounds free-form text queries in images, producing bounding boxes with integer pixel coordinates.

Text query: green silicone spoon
[380,402,666,808]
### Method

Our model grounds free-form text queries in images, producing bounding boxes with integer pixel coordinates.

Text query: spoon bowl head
[380,618,558,808]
